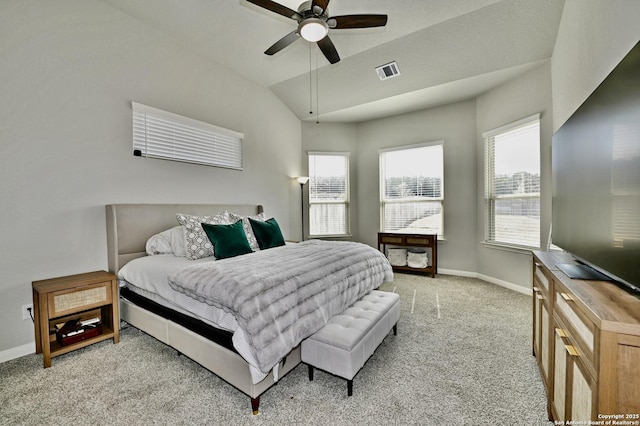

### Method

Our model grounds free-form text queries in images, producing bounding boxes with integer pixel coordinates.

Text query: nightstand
[32,270,119,368]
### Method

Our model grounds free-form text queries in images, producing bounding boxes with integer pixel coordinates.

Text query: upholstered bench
[301,290,401,396]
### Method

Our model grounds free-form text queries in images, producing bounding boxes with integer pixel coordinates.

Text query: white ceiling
[98,0,565,122]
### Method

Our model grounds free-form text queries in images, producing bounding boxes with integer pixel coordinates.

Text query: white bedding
[118,254,272,383]
[169,240,394,379]
[118,255,238,331]
[118,241,393,385]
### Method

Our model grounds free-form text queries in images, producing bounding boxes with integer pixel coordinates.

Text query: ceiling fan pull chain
[309,43,313,116]
[316,48,320,124]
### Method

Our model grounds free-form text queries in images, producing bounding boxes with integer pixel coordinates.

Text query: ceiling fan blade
[311,0,331,15]
[317,36,340,64]
[246,0,300,20]
[265,30,300,55]
[328,14,388,29]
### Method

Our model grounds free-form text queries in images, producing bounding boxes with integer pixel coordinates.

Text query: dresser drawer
[533,262,551,294]
[47,281,112,318]
[554,289,596,371]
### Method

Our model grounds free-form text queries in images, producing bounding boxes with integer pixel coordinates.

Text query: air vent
[375,61,400,81]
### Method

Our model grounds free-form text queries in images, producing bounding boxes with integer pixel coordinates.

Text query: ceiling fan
[247,0,388,64]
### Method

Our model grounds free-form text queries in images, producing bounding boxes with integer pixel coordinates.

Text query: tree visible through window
[308,152,349,236]
[380,142,444,236]
[484,115,540,248]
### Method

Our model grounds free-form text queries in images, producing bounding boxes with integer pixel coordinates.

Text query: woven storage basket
[407,250,428,268]
[387,248,408,266]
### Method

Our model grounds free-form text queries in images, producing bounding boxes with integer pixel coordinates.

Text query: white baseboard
[439,268,532,296]
[477,273,532,296]
[0,342,34,364]
[438,268,477,278]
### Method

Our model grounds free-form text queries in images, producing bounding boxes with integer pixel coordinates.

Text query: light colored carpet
[0,273,552,425]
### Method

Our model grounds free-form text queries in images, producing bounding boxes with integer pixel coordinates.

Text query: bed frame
[105,203,302,415]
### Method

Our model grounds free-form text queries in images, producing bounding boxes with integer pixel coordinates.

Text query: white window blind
[484,115,540,248]
[132,102,243,170]
[380,142,444,236]
[308,152,350,237]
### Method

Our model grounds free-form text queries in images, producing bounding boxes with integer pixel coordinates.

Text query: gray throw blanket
[168,240,393,374]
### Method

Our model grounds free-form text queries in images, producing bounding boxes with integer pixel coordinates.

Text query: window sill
[481,241,539,255]
[308,234,353,240]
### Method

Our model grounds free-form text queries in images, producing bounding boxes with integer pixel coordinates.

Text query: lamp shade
[296,176,310,185]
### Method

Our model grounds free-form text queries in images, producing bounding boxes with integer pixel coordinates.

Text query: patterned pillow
[229,211,267,252]
[176,212,232,260]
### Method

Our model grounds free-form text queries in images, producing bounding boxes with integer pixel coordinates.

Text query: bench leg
[347,379,353,396]
[393,323,397,335]
[308,364,314,381]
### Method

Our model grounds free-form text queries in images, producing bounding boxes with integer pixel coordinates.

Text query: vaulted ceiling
[98,0,565,122]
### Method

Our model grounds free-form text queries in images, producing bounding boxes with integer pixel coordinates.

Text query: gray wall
[356,101,479,274]
[3,0,640,359]
[551,0,640,132]
[302,101,478,274]
[301,122,359,240]
[301,0,640,292]
[0,1,301,355]
[475,63,553,288]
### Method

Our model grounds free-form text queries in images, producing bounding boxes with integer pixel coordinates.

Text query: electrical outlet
[22,304,33,321]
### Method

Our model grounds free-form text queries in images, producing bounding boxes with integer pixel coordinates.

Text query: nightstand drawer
[47,281,112,318]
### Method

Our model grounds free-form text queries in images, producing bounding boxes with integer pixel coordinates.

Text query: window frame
[307,151,351,238]
[483,114,541,250]
[379,141,445,237]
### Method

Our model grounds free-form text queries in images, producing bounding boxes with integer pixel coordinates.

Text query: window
[308,152,350,237]
[484,114,540,248]
[380,142,444,236]
[132,102,243,170]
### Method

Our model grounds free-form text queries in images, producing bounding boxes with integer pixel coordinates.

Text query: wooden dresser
[532,251,640,422]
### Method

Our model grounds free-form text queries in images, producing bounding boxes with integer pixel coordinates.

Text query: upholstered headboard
[105,204,263,274]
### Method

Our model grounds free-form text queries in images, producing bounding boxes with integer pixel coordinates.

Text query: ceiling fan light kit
[247,0,388,64]
[299,18,328,42]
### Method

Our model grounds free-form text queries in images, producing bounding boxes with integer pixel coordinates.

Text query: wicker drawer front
[406,237,431,245]
[380,236,403,244]
[48,282,112,318]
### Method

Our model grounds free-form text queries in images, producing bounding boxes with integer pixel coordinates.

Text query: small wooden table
[378,232,438,277]
[32,271,119,368]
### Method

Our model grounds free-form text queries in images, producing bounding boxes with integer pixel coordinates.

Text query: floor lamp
[297,176,309,241]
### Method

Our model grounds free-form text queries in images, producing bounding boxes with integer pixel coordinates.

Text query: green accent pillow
[249,217,285,250]
[201,221,252,259]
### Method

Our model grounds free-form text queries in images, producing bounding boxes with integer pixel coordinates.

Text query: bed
[105,203,393,414]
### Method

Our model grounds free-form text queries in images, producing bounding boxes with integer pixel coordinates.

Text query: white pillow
[177,212,232,260]
[229,211,267,252]
[145,226,187,257]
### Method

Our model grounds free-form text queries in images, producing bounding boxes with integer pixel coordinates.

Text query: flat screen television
[552,41,640,296]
